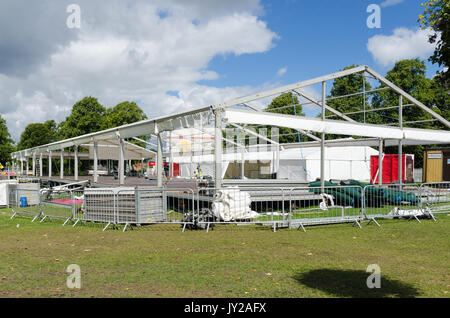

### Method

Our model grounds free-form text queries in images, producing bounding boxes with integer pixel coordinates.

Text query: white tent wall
[172,145,377,182]
[277,159,308,180]
[177,155,229,179]
[279,146,376,182]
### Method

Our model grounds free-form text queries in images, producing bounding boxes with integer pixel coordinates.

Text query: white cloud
[276,67,287,77]
[0,0,278,141]
[380,0,405,8]
[367,28,437,67]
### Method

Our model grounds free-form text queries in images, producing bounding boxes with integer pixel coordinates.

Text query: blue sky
[200,0,438,88]
[0,0,440,140]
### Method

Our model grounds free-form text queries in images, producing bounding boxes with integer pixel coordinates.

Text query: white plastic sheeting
[211,187,259,221]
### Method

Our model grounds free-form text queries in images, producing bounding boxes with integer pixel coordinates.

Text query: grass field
[0,208,449,298]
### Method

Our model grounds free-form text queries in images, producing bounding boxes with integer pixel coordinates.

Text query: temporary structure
[171,145,378,182]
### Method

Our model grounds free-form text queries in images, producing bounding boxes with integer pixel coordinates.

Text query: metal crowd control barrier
[363,183,434,225]
[9,186,42,222]
[419,182,450,215]
[82,188,121,231]
[7,182,444,232]
[195,186,290,232]
[289,185,364,231]
[114,187,196,232]
[39,188,80,224]
[78,187,196,232]
[162,188,196,231]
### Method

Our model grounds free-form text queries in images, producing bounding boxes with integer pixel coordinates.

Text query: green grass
[0,208,449,298]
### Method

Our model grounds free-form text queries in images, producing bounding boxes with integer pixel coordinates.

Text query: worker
[194,164,203,179]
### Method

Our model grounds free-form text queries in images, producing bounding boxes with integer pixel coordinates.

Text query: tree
[0,115,14,166]
[419,0,450,87]
[103,101,147,129]
[264,92,306,143]
[431,76,450,129]
[327,65,378,124]
[17,120,59,150]
[58,97,107,139]
[372,59,436,129]
[371,59,444,167]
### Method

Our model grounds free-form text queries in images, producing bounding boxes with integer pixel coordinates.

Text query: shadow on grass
[293,269,419,298]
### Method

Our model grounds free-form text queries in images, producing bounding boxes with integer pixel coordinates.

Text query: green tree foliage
[431,76,450,129]
[371,59,447,167]
[58,97,107,139]
[419,0,450,87]
[103,101,148,129]
[372,59,436,129]
[327,65,378,124]
[264,92,306,143]
[17,120,59,150]
[0,115,14,166]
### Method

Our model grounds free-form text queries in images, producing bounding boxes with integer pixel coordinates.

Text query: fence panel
[83,188,118,230]
[9,185,42,221]
[363,184,429,222]
[419,182,450,214]
[163,188,195,228]
[195,186,287,231]
[289,185,364,230]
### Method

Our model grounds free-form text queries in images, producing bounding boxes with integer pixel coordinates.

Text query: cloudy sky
[0,0,439,141]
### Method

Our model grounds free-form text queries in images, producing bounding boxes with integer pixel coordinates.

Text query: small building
[423,148,450,183]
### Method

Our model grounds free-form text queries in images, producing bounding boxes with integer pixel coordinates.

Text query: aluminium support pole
[240,129,245,179]
[169,131,173,178]
[32,153,36,176]
[20,160,23,176]
[48,151,52,178]
[39,153,43,177]
[378,139,383,185]
[60,149,64,179]
[119,138,125,185]
[26,159,29,176]
[320,81,326,192]
[93,141,98,183]
[145,137,150,178]
[74,145,79,181]
[156,131,163,188]
[214,109,223,188]
[399,95,403,189]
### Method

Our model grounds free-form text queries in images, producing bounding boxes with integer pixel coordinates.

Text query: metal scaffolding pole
[119,138,125,185]
[93,141,98,183]
[378,139,383,185]
[48,151,52,178]
[398,95,403,189]
[239,129,245,179]
[169,131,173,178]
[74,145,79,181]
[60,149,64,179]
[32,153,36,176]
[320,81,326,192]
[214,109,223,188]
[39,153,43,177]
[156,131,163,188]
